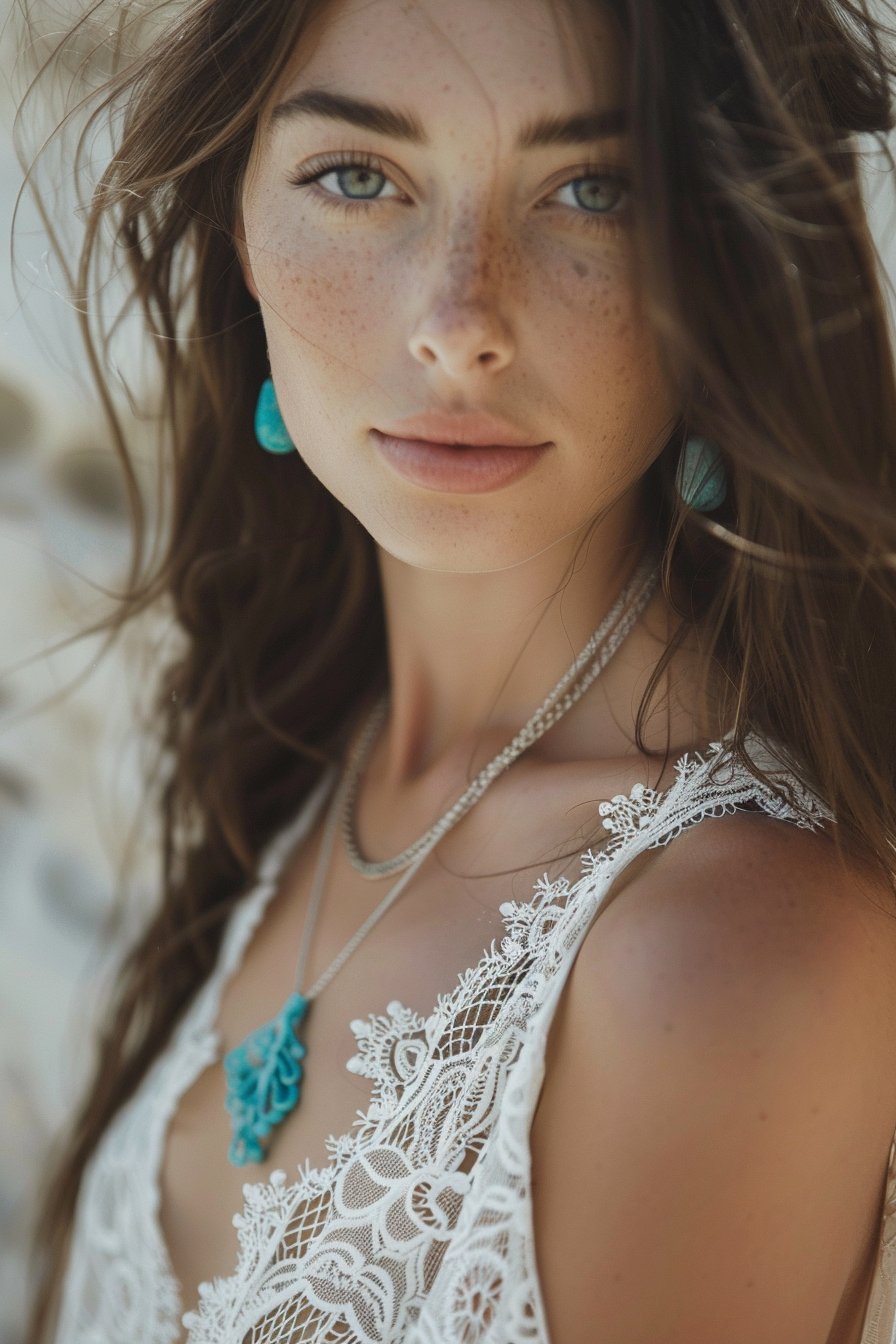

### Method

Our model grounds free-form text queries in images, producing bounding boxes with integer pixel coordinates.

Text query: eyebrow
[270,89,426,142]
[518,108,628,147]
[269,88,628,150]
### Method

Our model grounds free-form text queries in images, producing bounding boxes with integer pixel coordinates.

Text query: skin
[157,2,896,1341]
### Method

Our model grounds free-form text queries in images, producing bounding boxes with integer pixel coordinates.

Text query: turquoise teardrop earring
[255,376,295,454]
[676,436,727,513]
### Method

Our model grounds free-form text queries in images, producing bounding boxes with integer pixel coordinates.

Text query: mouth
[371,412,552,494]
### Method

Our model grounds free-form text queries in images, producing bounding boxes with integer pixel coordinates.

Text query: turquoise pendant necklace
[223,559,660,1166]
[223,779,433,1165]
[223,993,309,1166]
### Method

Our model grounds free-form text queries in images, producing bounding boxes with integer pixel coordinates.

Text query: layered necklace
[223,558,659,1165]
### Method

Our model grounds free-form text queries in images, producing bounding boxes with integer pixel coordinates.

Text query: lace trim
[406,739,831,1344]
[182,741,827,1344]
[55,742,831,1344]
[597,737,826,848]
[54,772,337,1344]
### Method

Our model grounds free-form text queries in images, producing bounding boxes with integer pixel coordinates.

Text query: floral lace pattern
[58,742,890,1344]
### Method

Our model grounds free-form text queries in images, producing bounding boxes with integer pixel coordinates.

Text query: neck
[377,494,653,784]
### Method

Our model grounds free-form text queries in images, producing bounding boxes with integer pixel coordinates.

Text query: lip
[378,411,545,449]
[371,412,551,494]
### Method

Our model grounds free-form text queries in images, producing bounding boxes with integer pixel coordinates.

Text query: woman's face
[241,0,676,573]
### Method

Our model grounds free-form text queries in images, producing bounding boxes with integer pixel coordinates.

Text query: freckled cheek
[532,261,657,397]
[252,220,399,368]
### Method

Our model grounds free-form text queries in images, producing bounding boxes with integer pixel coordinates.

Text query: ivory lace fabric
[56,741,894,1344]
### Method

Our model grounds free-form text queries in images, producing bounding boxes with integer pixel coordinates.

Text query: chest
[158,831,566,1319]
[157,757,666,1319]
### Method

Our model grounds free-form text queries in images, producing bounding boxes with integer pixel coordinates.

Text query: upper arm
[530,814,896,1344]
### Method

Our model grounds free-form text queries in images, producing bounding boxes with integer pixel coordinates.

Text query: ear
[234,207,260,302]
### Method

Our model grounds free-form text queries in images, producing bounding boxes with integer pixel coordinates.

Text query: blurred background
[0,4,895,1344]
[0,3,168,1338]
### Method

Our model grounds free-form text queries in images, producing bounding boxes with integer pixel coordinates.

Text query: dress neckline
[66,738,829,1343]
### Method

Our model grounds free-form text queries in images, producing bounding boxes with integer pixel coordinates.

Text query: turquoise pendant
[223,992,308,1166]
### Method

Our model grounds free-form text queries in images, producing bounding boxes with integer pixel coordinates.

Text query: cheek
[247,198,399,375]
[524,241,673,444]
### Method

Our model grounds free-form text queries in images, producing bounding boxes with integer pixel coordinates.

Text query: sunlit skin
[240,0,673,578]
[158,3,896,1343]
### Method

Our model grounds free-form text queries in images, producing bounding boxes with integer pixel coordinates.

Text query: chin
[292,434,599,574]
[353,491,582,574]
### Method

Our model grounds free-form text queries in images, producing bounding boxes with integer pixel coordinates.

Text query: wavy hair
[21,0,896,1335]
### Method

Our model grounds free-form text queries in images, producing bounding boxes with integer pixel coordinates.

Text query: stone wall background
[0,6,895,1344]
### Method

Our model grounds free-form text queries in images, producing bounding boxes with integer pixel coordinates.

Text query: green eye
[559,176,626,214]
[291,158,402,202]
[333,166,388,199]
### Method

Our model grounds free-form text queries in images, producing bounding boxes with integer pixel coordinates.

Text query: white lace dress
[55,742,896,1344]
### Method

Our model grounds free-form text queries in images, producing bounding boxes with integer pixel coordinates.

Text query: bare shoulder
[531,812,896,1344]
[579,811,896,1035]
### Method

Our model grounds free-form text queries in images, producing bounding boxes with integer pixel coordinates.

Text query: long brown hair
[22,0,896,1335]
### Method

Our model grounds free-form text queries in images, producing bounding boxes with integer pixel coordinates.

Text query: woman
[26,0,896,1340]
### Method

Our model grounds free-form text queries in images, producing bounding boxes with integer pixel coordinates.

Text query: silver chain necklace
[223,556,659,1166]
[342,556,660,880]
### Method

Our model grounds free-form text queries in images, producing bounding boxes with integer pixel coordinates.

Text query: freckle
[573,260,588,278]
[612,1272,622,1283]
[811,1104,820,1115]
[746,1279,755,1289]
[750,1047,761,1059]
[758,1111,768,1121]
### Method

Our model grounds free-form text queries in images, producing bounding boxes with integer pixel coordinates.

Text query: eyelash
[287,151,629,221]
[287,151,399,197]
[540,167,630,222]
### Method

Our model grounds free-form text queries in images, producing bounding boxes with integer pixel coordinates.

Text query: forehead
[276,0,624,130]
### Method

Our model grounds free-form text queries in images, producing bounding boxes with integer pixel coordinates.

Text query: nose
[408,217,516,381]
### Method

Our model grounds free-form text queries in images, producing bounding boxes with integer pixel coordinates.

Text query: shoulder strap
[588,734,832,877]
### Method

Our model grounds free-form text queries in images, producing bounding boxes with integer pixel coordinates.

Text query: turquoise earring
[676,436,727,513]
[255,377,295,454]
